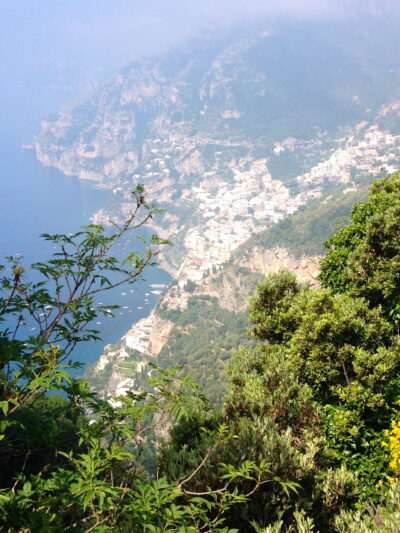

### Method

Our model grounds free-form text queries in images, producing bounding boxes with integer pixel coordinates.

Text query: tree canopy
[320,171,400,322]
[3,173,400,531]
[0,187,294,532]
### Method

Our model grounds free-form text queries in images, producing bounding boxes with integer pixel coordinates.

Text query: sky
[0,0,398,138]
[1,0,397,93]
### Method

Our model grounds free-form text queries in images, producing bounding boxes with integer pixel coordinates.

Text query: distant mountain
[32,13,400,397]
[33,14,400,185]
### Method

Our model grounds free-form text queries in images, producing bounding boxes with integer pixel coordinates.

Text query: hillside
[32,17,400,254]
[88,186,367,402]
[31,15,400,399]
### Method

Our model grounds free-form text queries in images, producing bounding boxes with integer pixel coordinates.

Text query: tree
[0,187,290,532]
[319,170,400,324]
[217,172,400,529]
[241,269,400,498]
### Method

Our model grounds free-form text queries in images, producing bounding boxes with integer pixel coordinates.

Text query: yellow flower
[382,417,400,483]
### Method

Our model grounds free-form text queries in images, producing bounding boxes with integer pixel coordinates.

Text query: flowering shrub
[382,417,400,483]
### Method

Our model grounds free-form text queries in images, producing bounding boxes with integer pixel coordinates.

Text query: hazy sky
[1,0,396,89]
[2,0,345,74]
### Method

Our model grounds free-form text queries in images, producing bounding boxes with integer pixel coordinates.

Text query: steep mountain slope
[32,16,400,281]
[88,186,367,402]
[33,16,400,186]
[32,15,400,398]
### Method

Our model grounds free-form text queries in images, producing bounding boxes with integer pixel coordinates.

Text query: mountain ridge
[32,16,400,398]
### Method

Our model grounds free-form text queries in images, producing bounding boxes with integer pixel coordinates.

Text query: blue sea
[0,83,169,371]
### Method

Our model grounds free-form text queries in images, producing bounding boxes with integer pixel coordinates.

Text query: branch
[182,485,228,497]
[178,441,219,488]
[83,516,109,533]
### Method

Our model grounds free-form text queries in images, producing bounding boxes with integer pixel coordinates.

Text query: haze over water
[0,82,169,369]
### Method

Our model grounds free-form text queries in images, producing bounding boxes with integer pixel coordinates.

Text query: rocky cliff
[34,16,400,399]
[31,17,400,295]
[90,240,322,400]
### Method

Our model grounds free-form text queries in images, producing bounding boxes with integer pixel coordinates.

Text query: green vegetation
[159,171,400,531]
[3,173,400,531]
[237,185,370,259]
[320,172,400,321]
[0,188,296,532]
[157,295,251,404]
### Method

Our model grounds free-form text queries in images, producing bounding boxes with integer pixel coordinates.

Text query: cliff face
[179,247,321,316]
[39,17,400,399]
[148,315,175,356]
[239,246,321,286]
[90,244,322,399]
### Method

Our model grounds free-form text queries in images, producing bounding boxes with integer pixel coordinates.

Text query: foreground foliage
[160,172,400,531]
[0,188,295,532]
[3,172,400,531]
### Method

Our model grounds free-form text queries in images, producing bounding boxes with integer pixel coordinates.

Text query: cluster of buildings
[146,123,400,313]
[297,125,400,188]
[92,115,400,400]
[176,158,319,283]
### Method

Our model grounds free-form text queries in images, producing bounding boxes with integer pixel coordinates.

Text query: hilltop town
[89,111,400,400]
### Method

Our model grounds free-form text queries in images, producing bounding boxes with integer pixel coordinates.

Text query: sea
[0,82,170,372]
